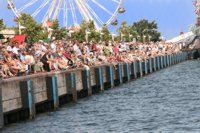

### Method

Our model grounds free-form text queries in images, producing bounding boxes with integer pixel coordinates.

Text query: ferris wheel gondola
[111,19,118,26]
[7,0,125,30]
[118,7,126,13]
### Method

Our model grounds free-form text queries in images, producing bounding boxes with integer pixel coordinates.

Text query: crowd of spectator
[0,39,181,78]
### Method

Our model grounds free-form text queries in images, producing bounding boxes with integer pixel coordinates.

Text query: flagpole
[18,21,21,35]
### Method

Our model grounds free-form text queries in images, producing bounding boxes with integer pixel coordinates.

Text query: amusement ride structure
[6,0,125,30]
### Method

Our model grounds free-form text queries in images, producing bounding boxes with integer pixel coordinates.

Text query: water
[2,60,200,132]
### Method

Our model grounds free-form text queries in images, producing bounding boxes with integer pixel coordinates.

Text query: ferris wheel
[7,0,125,30]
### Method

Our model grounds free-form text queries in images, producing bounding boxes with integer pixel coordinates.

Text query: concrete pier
[144,60,148,75]
[0,51,194,129]
[149,58,153,73]
[106,65,114,88]
[20,80,36,119]
[66,73,77,102]
[0,82,3,129]
[132,61,137,79]
[139,61,143,77]
[95,67,104,91]
[82,69,92,96]
[124,62,131,82]
[46,76,59,111]
[117,63,123,84]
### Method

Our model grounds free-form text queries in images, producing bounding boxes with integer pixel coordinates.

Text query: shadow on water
[2,60,200,132]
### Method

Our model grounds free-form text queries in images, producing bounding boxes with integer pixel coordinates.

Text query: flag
[11,34,26,45]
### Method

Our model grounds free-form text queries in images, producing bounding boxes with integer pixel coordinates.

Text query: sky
[0,0,197,39]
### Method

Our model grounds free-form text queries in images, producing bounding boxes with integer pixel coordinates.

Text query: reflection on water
[3,60,200,132]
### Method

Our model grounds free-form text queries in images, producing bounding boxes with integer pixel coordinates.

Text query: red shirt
[116,56,123,62]
[92,44,97,51]
[114,46,119,53]
[63,52,70,59]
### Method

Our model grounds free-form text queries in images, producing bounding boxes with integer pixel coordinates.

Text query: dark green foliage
[51,19,67,40]
[132,19,161,42]
[0,19,6,31]
[16,13,48,42]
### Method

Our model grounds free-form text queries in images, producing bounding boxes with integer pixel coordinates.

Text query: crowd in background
[0,40,181,78]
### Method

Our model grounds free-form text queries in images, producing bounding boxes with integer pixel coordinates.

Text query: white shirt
[12,46,19,55]
[50,43,56,52]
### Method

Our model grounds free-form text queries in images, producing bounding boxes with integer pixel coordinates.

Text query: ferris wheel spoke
[7,0,20,18]
[42,1,53,24]
[42,0,57,26]
[91,0,113,16]
[32,0,50,17]
[8,0,123,29]
[107,0,124,25]
[79,0,100,29]
[72,0,78,25]
[63,0,68,27]
[18,0,38,12]
[74,0,89,21]
[47,0,57,19]
[53,0,63,20]
[56,0,65,22]
[84,1,103,25]
[111,0,121,4]
[69,0,78,26]
[79,0,93,20]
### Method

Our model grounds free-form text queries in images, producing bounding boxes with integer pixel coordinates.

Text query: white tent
[166,31,195,44]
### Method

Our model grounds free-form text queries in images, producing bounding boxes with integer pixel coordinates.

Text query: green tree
[84,20,100,42]
[71,29,86,43]
[51,19,67,40]
[101,24,111,42]
[16,13,47,42]
[0,19,6,31]
[70,20,100,43]
[132,19,161,42]
[70,21,88,42]
[117,21,137,42]
[52,19,59,31]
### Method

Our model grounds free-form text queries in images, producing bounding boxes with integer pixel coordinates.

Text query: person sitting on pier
[0,39,186,79]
